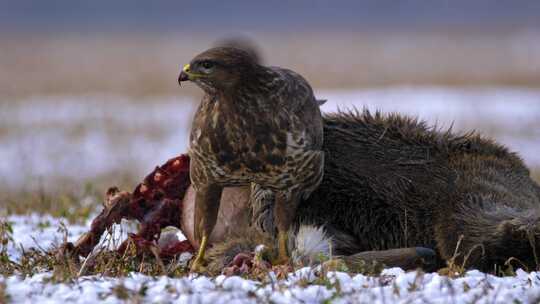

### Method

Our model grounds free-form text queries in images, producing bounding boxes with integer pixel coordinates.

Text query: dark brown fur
[249,109,540,271]
[206,230,274,275]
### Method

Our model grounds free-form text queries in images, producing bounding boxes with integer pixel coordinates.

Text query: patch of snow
[2,266,540,303]
[2,214,540,303]
[2,214,139,261]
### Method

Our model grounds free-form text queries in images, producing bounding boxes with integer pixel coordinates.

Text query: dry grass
[0,219,188,280]
[0,173,139,225]
[1,179,118,224]
[0,218,381,283]
[1,30,539,101]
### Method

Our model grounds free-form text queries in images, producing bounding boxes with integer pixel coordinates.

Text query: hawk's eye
[201,61,214,69]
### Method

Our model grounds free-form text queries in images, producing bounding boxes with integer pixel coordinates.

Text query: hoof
[415,247,438,270]
[322,258,348,271]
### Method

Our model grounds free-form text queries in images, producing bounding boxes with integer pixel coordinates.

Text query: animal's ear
[316,99,327,106]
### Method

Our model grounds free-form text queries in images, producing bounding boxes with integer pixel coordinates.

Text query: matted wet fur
[205,229,274,275]
[247,109,540,271]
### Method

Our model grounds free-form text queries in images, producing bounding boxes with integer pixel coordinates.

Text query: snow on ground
[1,214,540,303]
[1,87,539,191]
[3,267,540,304]
[2,214,141,261]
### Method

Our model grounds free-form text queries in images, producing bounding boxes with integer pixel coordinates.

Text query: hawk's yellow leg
[191,235,208,272]
[190,183,223,273]
[276,231,290,264]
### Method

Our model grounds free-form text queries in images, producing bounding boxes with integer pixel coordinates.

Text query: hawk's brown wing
[267,67,324,150]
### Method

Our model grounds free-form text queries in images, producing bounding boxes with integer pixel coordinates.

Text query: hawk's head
[178,47,258,93]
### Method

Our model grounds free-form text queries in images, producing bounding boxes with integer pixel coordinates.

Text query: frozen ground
[2,214,540,303]
[1,87,539,192]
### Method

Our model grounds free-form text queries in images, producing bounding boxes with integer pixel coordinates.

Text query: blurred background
[1,1,539,214]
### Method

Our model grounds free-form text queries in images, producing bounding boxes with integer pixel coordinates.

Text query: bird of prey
[178,47,324,271]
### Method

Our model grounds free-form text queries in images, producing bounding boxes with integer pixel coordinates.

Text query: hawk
[178,47,324,271]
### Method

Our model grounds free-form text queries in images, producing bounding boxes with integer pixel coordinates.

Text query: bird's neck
[217,66,277,109]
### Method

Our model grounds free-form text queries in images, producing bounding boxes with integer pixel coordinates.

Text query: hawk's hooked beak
[178,63,208,86]
[178,64,191,85]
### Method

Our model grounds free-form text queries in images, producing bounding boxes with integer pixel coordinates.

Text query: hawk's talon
[274,231,291,265]
[190,235,209,273]
[190,257,207,273]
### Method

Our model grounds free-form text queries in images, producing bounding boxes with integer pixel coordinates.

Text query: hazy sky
[1,0,539,33]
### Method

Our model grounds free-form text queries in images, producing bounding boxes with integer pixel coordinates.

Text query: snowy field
[1,87,540,303]
[1,214,540,303]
